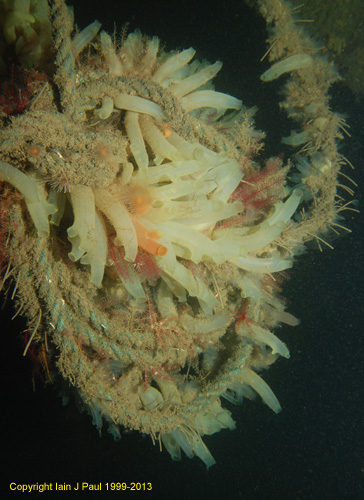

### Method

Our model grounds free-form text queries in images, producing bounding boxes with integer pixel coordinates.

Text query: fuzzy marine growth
[0,0,350,467]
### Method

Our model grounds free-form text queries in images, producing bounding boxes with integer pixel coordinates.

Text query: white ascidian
[0,0,351,467]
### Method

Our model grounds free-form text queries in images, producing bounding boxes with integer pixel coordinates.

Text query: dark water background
[2,1,363,499]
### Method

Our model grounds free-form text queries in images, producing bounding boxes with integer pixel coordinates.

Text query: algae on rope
[0,0,354,467]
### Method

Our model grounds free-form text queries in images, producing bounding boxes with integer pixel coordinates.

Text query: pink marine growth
[231,156,287,217]
[110,237,162,284]
[0,67,47,117]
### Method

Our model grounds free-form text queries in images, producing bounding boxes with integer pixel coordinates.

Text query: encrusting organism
[0,0,355,466]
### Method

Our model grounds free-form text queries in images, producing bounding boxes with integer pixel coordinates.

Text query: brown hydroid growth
[0,0,354,466]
